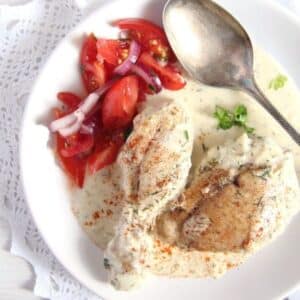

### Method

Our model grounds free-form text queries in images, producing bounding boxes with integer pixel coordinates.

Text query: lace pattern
[0,1,100,299]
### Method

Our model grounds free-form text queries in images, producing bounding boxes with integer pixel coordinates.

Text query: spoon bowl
[163,0,300,145]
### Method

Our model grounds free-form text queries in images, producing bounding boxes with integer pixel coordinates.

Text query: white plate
[20,0,300,299]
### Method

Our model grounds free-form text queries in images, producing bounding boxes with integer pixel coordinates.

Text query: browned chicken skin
[156,166,270,252]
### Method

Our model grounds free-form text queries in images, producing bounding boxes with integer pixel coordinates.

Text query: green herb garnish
[256,168,271,181]
[213,104,254,134]
[269,74,287,90]
[184,130,189,141]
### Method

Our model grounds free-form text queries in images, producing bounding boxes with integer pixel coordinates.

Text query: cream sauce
[154,47,300,177]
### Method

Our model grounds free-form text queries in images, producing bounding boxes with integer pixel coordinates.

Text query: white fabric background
[0,0,299,299]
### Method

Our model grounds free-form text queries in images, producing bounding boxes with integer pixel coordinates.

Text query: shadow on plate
[77,235,108,283]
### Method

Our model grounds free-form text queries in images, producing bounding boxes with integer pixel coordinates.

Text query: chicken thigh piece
[154,134,300,276]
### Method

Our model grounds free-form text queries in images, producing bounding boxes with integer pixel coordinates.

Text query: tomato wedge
[102,75,139,129]
[114,18,167,42]
[113,18,174,62]
[60,133,94,158]
[96,39,130,66]
[81,34,107,93]
[56,133,87,187]
[138,52,186,90]
[53,109,87,187]
[88,142,121,174]
[57,92,82,109]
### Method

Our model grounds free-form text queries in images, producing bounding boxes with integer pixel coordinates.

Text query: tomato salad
[49,18,186,188]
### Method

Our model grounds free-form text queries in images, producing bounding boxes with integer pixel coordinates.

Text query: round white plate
[20,0,300,299]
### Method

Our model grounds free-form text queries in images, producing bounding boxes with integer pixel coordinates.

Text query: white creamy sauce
[156,47,300,177]
[72,47,300,289]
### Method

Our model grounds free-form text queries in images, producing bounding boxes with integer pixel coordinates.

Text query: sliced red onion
[78,93,100,115]
[94,78,118,96]
[80,124,94,135]
[49,113,77,132]
[113,40,141,76]
[131,63,162,93]
[49,79,118,137]
[119,30,130,40]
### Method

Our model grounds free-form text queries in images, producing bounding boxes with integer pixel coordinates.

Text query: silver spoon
[163,0,300,145]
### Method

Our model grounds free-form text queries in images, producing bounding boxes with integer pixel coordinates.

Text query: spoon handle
[243,79,300,146]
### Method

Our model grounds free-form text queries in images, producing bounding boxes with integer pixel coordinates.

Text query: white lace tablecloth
[0,1,299,299]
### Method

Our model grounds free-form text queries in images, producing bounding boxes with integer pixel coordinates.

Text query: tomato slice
[138,52,186,90]
[56,134,87,188]
[114,18,167,41]
[88,142,121,174]
[113,18,174,62]
[96,39,130,66]
[53,109,87,188]
[102,75,139,129]
[137,78,148,101]
[57,92,82,109]
[80,34,107,93]
[60,133,94,158]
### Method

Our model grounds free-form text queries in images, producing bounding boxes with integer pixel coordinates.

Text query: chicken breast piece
[105,98,194,290]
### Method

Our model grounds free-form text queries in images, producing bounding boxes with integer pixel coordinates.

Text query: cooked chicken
[73,105,300,289]
[152,134,300,278]
[104,98,194,290]
[157,166,269,251]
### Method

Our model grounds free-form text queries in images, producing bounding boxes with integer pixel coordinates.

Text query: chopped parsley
[269,74,287,90]
[256,168,271,181]
[213,104,254,134]
[184,130,189,141]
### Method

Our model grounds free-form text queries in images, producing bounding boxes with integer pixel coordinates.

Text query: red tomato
[96,39,130,66]
[53,109,87,188]
[52,107,64,119]
[113,18,174,62]
[88,141,122,174]
[114,18,167,41]
[60,133,94,158]
[102,75,139,129]
[138,77,155,97]
[56,133,87,187]
[57,92,82,109]
[137,78,147,101]
[80,34,107,93]
[138,52,186,90]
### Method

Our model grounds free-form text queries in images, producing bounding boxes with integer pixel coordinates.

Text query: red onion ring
[113,40,141,76]
[80,124,94,135]
[131,63,162,93]
[49,79,118,137]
